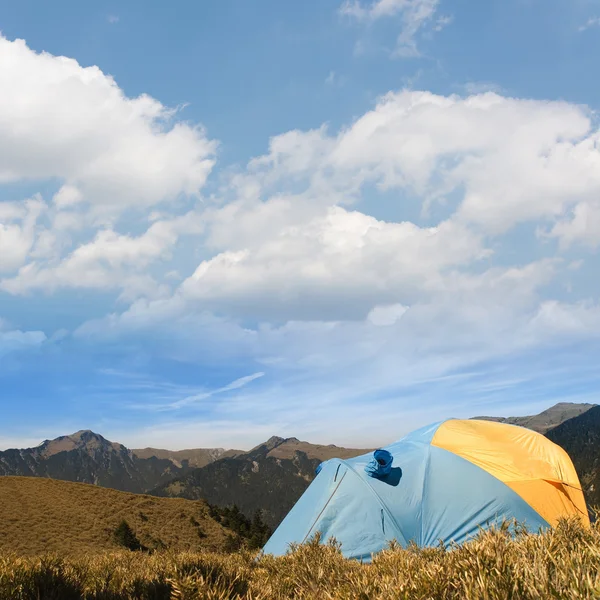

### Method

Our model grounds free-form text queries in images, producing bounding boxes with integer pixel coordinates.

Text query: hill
[0,476,232,556]
[545,405,600,509]
[132,446,241,468]
[472,402,596,433]
[0,430,191,494]
[150,436,370,529]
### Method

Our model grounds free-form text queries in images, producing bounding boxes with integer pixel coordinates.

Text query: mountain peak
[40,430,123,457]
[264,436,287,450]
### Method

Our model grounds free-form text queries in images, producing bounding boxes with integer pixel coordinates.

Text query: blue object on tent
[364,448,393,479]
[261,418,588,562]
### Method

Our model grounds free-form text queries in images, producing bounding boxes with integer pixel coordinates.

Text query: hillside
[256,436,372,461]
[545,405,600,508]
[0,476,231,556]
[132,446,241,468]
[150,436,369,529]
[0,518,598,599]
[0,430,192,494]
[472,402,596,433]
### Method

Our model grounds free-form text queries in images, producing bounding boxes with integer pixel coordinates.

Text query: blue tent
[262,419,587,562]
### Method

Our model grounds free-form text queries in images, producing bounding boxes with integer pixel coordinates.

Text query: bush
[112,520,143,551]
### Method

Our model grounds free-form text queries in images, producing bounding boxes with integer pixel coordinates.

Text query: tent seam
[336,459,409,547]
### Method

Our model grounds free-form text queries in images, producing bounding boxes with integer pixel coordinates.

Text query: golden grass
[0,476,230,556]
[0,516,598,599]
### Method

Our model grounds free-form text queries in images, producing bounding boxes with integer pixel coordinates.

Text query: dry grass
[0,516,598,599]
[0,476,230,556]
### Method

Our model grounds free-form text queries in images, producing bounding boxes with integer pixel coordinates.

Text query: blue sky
[1,0,600,450]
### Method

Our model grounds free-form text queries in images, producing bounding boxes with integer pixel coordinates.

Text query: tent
[262,419,589,562]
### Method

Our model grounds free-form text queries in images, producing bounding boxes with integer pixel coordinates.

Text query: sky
[1,0,600,451]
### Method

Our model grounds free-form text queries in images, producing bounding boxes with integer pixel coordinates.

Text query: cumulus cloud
[2,30,600,446]
[0,196,45,273]
[1,210,204,297]
[0,35,216,213]
[180,207,488,321]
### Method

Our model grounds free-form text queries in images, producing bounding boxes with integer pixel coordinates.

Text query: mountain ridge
[0,401,595,529]
[545,405,600,509]
[472,402,596,433]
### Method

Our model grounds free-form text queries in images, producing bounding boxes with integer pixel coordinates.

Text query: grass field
[0,476,230,556]
[0,515,598,599]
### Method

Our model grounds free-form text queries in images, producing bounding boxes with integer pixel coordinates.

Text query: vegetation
[208,505,271,549]
[0,516,597,599]
[546,405,600,508]
[0,476,232,555]
[151,444,323,530]
[112,520,144,551]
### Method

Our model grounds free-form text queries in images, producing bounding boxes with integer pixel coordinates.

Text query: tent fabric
[262,419,589,562]
[364,449,394,479]
[430,419,588,526]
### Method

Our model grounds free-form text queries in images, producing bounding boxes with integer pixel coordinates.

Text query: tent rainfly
[262,419,589,562]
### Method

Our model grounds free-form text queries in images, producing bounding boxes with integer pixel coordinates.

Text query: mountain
[0,476,232,556]
[545,405,600,510]
[472,402,597,433]
[150,436,371,529]
[132,446,242,468]
[0,430,191,493]
[253,436,372,462]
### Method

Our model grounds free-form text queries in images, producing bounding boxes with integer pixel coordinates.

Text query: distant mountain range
[151,436,371,528]
[0,401,597,531]
[0,430,369,528]
[546,405,600,509]
[131,446,242,469]
[0,429,196,493]
[472,402,596,433]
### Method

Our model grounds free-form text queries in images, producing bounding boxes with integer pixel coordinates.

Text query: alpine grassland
[0,515,598,599]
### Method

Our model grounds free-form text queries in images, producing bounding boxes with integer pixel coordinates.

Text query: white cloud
[0,35,216,213]
[164,372,265,410]
[0,196,45,273]
[1,210,204,297]
[340,0,445,57]
[180,207,488,321]
[368,303,408,326]
[2,31,600,447]
[549,201,600,249]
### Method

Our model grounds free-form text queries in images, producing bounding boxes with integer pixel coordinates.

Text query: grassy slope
[0,517,597,599]
[0,476,230,556]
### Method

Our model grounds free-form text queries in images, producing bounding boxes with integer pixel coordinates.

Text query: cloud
[0,34,216,214]
[340,0,447,57]
[0,322,46,357]
[325,71,346,87]
[107,15,120,24]
[0,196,45,273]
[2,28,600,448]
[1,210,205,297]
[180,208,488,321]
[578,16,600,31]
[166,372,265,410]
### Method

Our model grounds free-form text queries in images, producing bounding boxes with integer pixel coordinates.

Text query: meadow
[0,515,598,599]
